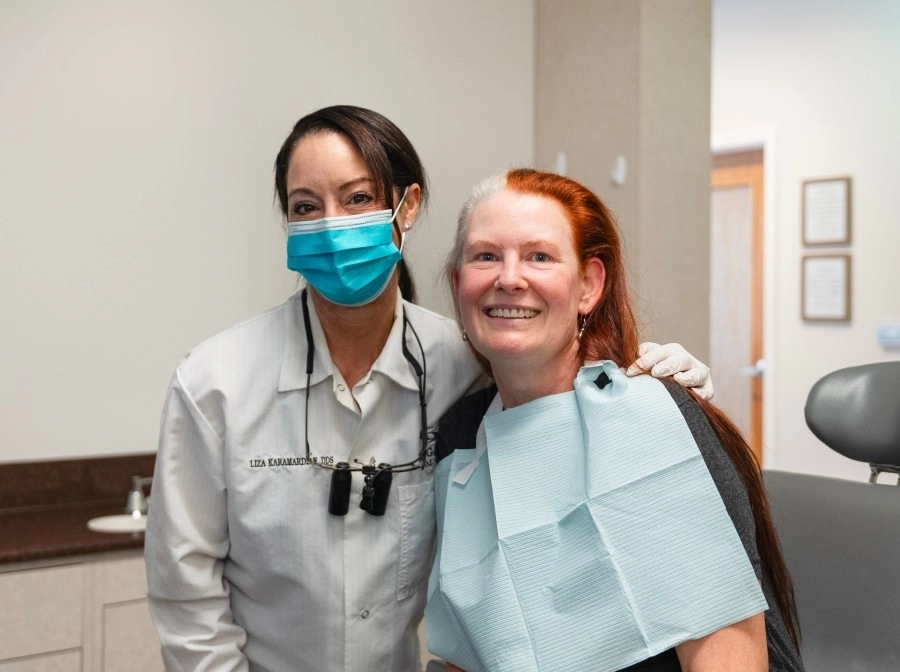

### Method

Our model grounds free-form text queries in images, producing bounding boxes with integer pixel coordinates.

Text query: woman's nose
[322,203,344,218]
[495,259,527,291]
[321,197,356,218]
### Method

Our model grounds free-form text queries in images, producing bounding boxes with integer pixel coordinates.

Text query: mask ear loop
[390,187,411,253]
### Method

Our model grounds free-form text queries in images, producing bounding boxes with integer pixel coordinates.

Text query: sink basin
[87,513,147,534]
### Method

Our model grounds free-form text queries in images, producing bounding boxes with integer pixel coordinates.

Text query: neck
[492,344,584,409]
[310,280,399,389]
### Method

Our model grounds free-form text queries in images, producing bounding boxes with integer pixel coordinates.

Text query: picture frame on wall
[802,254,851,322]
[802,176,852,246]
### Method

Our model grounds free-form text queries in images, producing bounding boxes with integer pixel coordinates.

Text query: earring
[577,314,587,340]
[462,330,469,342]
[403,221,412,231]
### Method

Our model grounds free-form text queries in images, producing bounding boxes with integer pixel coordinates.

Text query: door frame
[712,152,763,461]
[712,127,777,468]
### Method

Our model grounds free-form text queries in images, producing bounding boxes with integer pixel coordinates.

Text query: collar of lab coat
[278,288,421,393]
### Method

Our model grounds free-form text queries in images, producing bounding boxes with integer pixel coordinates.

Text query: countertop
[0,501,144,565]
[0,453,154,566]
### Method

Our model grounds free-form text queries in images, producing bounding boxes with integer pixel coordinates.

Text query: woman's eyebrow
[337,177,373,191]
[520,239,564,252]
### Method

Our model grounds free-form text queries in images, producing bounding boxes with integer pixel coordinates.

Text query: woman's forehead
[286,131,371,192]
[467,190,571,236]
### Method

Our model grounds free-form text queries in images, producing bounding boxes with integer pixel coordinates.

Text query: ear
[397,183,422,231]
[579,257,606,315]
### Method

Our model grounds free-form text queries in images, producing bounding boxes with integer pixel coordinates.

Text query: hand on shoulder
[626,341,714,400]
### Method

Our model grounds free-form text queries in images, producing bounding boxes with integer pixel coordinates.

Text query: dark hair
[274,105,428,302]
[448,168,801,648]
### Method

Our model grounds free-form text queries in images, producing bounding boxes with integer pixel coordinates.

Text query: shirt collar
[279,289,421,393]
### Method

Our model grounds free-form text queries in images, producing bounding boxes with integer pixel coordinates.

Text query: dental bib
[425,362,767,672]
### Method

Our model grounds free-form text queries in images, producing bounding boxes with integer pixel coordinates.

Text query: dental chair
[764,361,900,672]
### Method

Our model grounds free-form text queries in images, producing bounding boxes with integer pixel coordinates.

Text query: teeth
[487,308,539,318]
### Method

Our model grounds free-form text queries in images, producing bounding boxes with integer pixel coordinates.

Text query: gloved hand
[626,342,714,400]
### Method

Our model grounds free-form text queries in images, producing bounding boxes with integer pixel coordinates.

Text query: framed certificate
[802,255,851,322]
[802,177,851,246]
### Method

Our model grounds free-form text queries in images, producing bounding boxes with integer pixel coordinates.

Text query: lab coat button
[360,609,370,619]
[337,383,346,392]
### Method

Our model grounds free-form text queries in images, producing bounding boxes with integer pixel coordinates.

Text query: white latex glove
[625,341,714,400]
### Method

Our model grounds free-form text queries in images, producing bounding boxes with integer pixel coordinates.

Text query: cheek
[544,274,584,310]
[455,271,486,314]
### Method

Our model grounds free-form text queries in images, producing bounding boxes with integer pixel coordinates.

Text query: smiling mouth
[485,307,540,318]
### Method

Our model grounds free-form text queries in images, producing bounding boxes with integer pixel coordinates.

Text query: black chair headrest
[805,361,900,467]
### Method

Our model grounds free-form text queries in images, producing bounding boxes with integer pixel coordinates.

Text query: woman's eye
[531,252,551,262]
[349,192,373,206]
[475,252,497,262]
[291,202,316,217]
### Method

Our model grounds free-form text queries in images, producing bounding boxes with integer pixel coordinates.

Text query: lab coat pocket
[396,478,436,601]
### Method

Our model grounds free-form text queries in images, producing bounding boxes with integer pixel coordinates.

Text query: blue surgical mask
[286,190,409,307]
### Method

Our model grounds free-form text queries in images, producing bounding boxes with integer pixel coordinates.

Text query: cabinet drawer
[93,554,147,604]
[0,564,84,660]
[0,649,81,672]
[103,601,161,672]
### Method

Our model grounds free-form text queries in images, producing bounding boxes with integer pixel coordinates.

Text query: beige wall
[536,0,712,360]
[0,0,535,463]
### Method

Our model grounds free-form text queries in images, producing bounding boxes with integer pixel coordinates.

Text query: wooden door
[710,150,764,463]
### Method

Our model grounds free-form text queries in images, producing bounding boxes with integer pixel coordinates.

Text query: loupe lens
[365,464,392,516]
[328,462,352,516]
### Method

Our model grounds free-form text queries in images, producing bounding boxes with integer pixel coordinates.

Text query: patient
[426,169,803,671]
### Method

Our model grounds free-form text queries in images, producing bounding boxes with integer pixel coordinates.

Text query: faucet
[126,476,153,516]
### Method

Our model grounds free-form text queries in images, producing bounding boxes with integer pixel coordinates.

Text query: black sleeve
[659,379,761,576]
[435,385,497,463]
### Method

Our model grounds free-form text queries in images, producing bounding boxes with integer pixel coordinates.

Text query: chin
[474,337,532,361]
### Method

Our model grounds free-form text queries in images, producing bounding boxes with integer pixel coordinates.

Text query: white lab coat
[145,289,481,672]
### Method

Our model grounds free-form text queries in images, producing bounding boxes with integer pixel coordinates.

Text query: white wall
[712,0,900,480]
[0,0,535,462]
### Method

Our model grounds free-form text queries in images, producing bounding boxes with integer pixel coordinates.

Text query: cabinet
[84,554,162,672]
[0,564,83,670]
[0,552,161,672]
